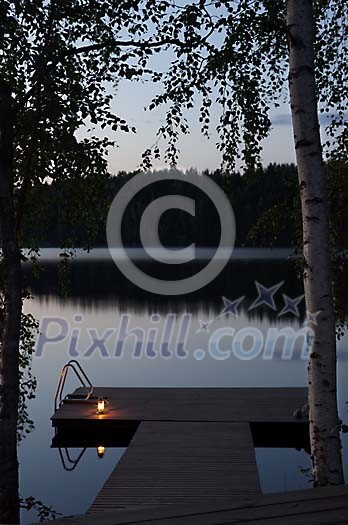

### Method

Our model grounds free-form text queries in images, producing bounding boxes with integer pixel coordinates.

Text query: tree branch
[67,37,185,55]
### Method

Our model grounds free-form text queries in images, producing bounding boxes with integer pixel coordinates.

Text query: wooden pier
[90,421,261,511]
[52,387,309,514]
[47,485,348,524]
[52,387,308,423]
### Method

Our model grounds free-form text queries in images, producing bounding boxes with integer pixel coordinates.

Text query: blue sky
[91,4,341,176]
[108,77,297,174]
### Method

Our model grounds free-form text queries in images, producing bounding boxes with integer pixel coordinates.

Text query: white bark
[286,0,344,485]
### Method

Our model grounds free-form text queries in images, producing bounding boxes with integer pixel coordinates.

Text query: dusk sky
[85,29,337,176]
[106,77,298,175]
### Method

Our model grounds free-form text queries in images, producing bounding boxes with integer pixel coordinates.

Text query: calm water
[20,248,348,522]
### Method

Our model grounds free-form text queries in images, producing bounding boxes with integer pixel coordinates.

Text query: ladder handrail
[58,447,86,471]
[59,360,93,404]
[55,360,94,411]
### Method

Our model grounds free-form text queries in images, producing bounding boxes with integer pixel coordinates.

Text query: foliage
[92,0,347,171]
[0,0,140,253]
[2,1,345,179]
[20,496,61,522]
[315,0,348,159]
[18,310,39,441]
[328,160,348,338]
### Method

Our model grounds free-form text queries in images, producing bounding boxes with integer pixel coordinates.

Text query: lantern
[97,397,105,415]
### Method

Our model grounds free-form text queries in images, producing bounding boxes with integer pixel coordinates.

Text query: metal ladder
[58,447,87,471]
[54,359,94,411]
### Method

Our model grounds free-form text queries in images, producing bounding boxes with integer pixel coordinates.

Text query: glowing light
[97,445,105,459]
[97,398,105,415]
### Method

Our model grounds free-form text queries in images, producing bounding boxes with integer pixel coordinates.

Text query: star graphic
[248,281,284,311]
[304,310,321,326]
[278,294,305,317]
[219,296,245,318]
[196,319,213,334]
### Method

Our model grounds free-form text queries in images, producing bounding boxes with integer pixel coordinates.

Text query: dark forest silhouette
[22,162,347,251]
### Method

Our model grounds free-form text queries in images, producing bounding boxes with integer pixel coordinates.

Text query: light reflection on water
[20,249,348,522]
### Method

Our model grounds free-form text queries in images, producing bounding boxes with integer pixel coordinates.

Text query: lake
[20,248,348,522]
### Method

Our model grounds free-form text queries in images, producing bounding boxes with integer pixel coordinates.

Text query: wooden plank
[89,421,261,513]
[52,387,307,424]
[236,509,348,525]
[46,485,348,525]
[109,507,348,525]
[137,494,348,524]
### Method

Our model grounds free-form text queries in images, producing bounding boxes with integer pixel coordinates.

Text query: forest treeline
[22,161,348,250]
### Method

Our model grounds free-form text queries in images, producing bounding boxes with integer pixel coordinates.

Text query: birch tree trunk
[286,0,344,486]
[0,81,22,523]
